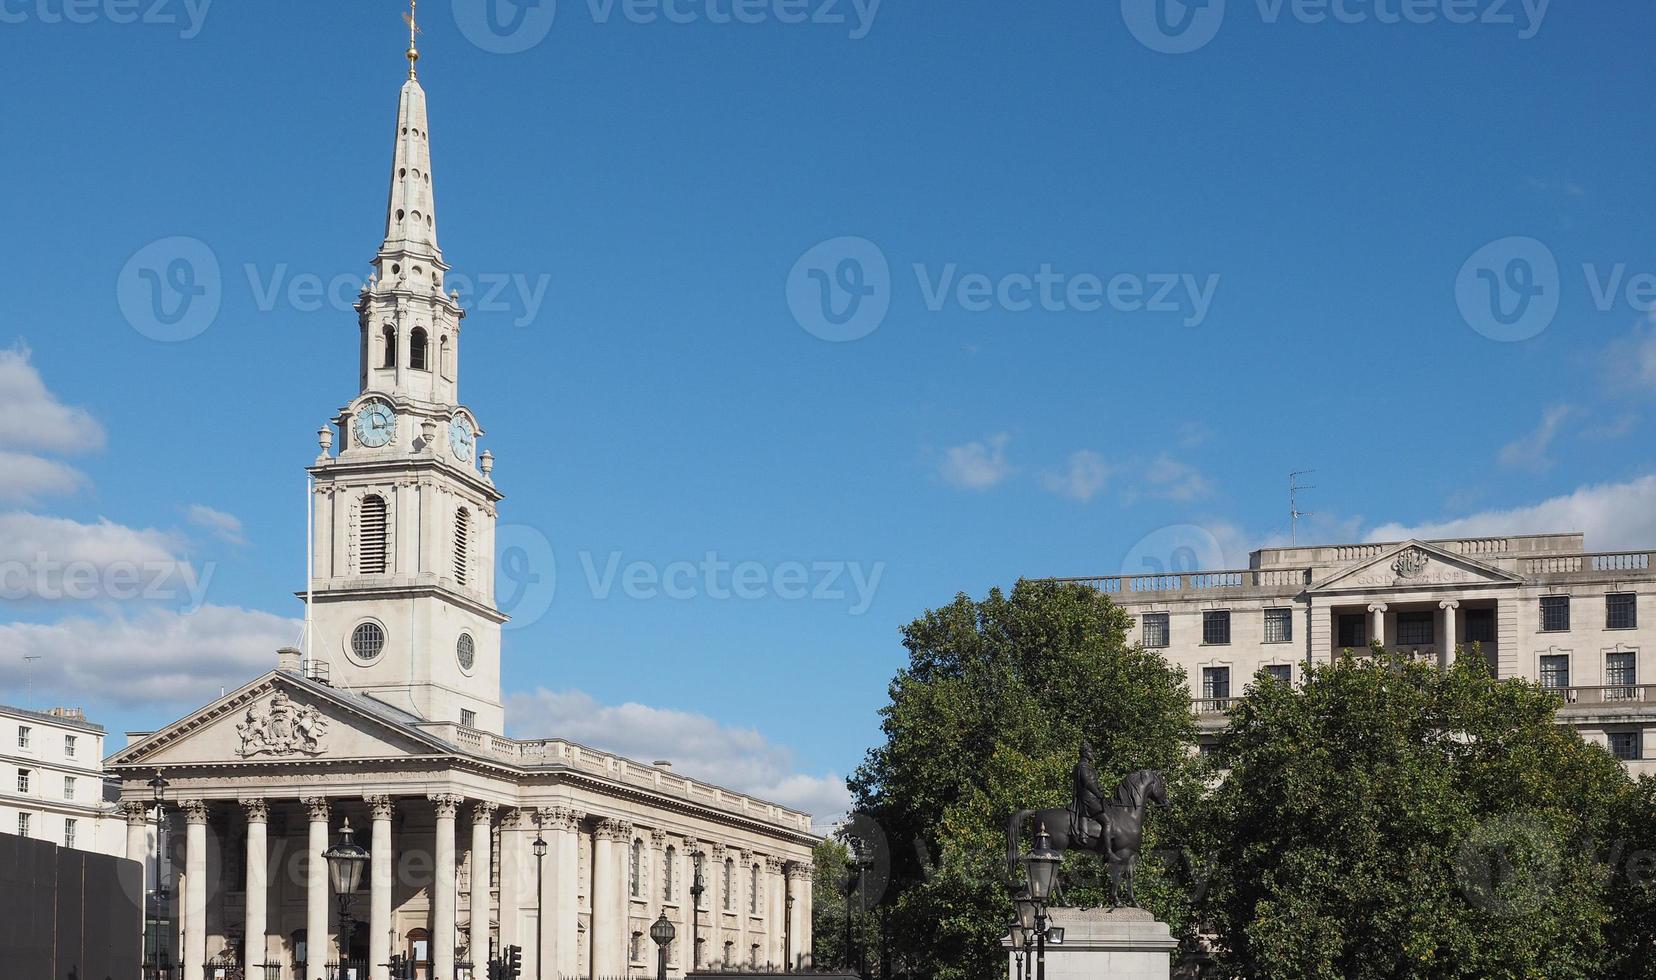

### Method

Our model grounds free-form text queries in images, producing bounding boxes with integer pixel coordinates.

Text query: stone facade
[0,704,121,856]
[1047,532,1656,774]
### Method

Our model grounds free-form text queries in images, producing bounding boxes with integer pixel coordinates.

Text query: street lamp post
[532,829,548,980]
[323,817,371,978]
[1020,826,1062,980]
[146,770,168,979]
[784,890,795,973]
[649,911,676,980]
[688,852,705,972]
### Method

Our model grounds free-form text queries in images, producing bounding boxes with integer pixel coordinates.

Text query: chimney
[277,647,302,673]
[654,760,674,771]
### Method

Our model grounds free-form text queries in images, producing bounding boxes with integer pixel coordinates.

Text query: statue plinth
[1005,908,1177,980]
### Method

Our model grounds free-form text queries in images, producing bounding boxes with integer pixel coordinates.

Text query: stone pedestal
[1005,907,1177,980]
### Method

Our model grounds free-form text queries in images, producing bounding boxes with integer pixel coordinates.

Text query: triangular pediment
[1308,540,1523,594]
[109,672,453,768]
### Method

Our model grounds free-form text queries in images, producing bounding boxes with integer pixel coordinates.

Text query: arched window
[410,327,429,371]
[359,495,388,574]
[723,859,734,910]
[664,845,677,902]
[381,325,396,368]
[453,507,470,586]
[630,839,644,898]
[440,334,453,381]
[750,864,761,913]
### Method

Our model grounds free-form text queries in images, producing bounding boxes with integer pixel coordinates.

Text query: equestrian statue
[1006,743,1167,908]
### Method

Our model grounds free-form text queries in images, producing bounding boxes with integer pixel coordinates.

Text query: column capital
[1440,599,1462,610]
[430,793,463,818]
[649,828,670,848]
[684,836,703,856]
[536,805,584,832]
[302,796,331,822]
[120,802,151,826]
[181,799,210,824]
[595,818,633,843]
[784,861,813,882]
[710,843,729,860]
[500,807,530,829]
[764,855,789,874]
[240,798,269,824]
[364,794,396,820]
[1368,602,1389,613]
[472,800,499,824]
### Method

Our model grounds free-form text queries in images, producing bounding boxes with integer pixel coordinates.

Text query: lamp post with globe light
[532,829,548,980]
[650,911,676,980]
[323,818,370,972]
[1020,826,1062,980]
[688,851,705,971]
[146,770,168,978]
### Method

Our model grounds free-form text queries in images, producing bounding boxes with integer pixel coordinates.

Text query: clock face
[353,400,397,448]
[449,415,475,462]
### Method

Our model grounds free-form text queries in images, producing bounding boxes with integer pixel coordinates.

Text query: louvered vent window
[360,495,388,574]
[454,508,470,585]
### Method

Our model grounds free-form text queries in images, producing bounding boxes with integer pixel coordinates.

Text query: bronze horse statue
[1006,769,1167,908]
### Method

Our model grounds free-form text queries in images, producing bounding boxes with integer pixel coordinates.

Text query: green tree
[849,580,1201,980]
[1197,650,1634,980]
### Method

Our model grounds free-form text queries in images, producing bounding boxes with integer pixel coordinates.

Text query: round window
[351,622,386,661]
[456,632,476,671]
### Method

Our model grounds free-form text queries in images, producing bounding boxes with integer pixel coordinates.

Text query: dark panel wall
[0,831,143,980]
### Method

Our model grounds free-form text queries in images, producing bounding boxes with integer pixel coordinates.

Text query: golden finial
[403,0,421,78]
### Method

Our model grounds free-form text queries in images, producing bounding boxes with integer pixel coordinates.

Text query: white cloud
[0,604,300,707]
[1126,454,1213,503]
[0,346,104,454]
[186,504,246,545]
[939,433,1013,490]
[1365,474,1656,550]
[504,688,852,820]
[1040,450,1111,502]
[0,450,86,502]
[1497,404,1573,472]
[0,512,180,567]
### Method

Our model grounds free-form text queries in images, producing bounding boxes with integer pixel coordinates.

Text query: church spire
[404,0,420,79]
[380,0,443,271]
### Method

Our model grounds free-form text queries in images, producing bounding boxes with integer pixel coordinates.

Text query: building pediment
[108,672,452,769]
[1308,540,1523,594]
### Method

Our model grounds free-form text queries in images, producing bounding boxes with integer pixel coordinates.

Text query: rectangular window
[1264,664,1293,685]
[1610,731,1643,762]
[1264,608,1293,644]
[1337,613,1367,648]
[1202,610,1231,646]
[1465,608,1496,644]
[63,734,76,758]
[17,768,30,793]
[1608,593,1638,631]
[1539,654,1571,691]
[17,726,29,749]
[63,776,75,800]
[1141,613,1170,649]
[1202,666,1231,701]
[1540,595,1571,633]
[1396,611,1435,646]
[460,709,477,729]
[64,818,76,849]
[17,813,28,838]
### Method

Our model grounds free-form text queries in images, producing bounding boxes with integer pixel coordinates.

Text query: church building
[107,21,817,980]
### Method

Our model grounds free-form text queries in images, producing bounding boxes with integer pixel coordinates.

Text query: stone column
[549,808,583,977]
[303,797,331,980]
[498,809,525,957]
[1368,603,1389,648]
[708,845,726,967]
[737,851,752,968]
[181,800,208,980]
[1440,600,1460,669]
[242,799,269,974]
[470,802,498,973]
[785,863,811,970]
[122,804,149,969]
[797,862,814,969]
[432,794,462,980]
[367,796,396,980]
[592,819,632,978]
[766,857,787,968]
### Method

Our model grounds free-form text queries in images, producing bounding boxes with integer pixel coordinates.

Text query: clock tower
[304,25,506,733]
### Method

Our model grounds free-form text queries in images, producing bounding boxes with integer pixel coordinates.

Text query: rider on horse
[1072,741,1107,842]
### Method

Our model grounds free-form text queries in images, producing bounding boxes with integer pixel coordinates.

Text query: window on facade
[1202,610,1231,645]
[63,776,74,800]
[1608,593,1638,631]
[630,932,645,963]
[18,768,30,793]
[1337,613,1367,648]
[64,818,76,848]
[1264,608,1293,644]
[750,865,761,914]
[1396,611,1434,647]
[17,813,29,837]
[1611,731,1643,762]
[1264,664,1292,685]
[453,508,470,586]
[351,622,386,661]
[1141,613,1170,649]
[665,846,677,902]
[63,734,76,758]
[1539,654,1571,691]
[1202,666,1231,701]
[460,709,476,729]
[17,726,29,749]
[723,942,734,967]
[1540,595,1571,633]
[724,859,734,910]
[694,854,706,908]
[1465,608,1496,644]
[751,945,761,967]
[631,839,644,898]
[1607,651,1638,692]
[410,327,429,371]
[359,494,389,574]
[381,325,397,368]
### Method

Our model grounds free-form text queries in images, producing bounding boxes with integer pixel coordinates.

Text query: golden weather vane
[404,0,421,78]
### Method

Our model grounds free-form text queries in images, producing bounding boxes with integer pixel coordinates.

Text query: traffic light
[486,959,501,980]
[508,944,524,979]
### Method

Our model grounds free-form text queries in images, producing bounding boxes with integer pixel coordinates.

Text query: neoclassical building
[1048,531,1656,774]
[106,26,816,980]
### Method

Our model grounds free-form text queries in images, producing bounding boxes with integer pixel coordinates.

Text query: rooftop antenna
[1290,470,1316,546]
[22,655,41,703]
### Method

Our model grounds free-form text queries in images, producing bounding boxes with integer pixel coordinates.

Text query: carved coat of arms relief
[236,691,329,758]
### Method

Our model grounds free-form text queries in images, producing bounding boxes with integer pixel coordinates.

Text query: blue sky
[2,0,1655,821]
